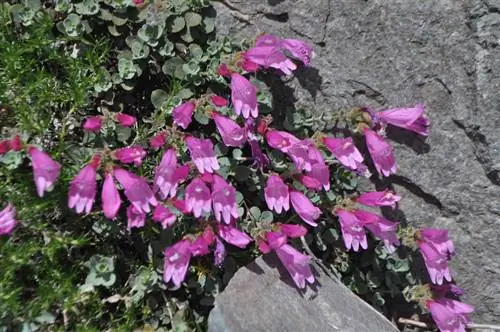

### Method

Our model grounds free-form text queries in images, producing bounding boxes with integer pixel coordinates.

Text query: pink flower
[82,116,102,132]
[149,132,166,149]
[113,168,157,214]
[239,58,260,72]
[211,175,239,224]
[214,237,226,266]
[306,147,330,191]
[152,205,176,229]
[244,46,297,75]
[211,95,228,107]
[10,135,22,151]
[278,223,307,238]
[218,224,252,248]
[172,101,195,130]
[217,63,231,77]
[420,228,454,256]
[287,140,314,172]
[426,298,474,332]
[289,190,321,226]
[29,147,62,197]
[355,210,400,253]
[264,175,290,213]
[377,104,430,136]
[171,198,189,214]
[114,146,147,167]
[185,178,211,217]
[0,140,10,155]
[133,0,145,5]
[357,190,401,209]
[163,239,192,289]
[115,113,136,127]
[418,241,452,285]
[154,149,185,199]
[364,128,396,177]
[231,73,258,119]
[126,205,146,230]
[249,139,270,169]
[280,39,316,65]
[297,174,322,190]
[323,136,364,170]
[191,227,215,256]
[185,136,220,174]
[212,112,247,147]
[101,172,121,219]
[68,161,98,214]
[0,204,17,236]
[266,130,300,153]
[336,209,368,251]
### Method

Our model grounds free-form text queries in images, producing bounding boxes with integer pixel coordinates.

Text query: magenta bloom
[323,136,364,170]
[279,223,307,238]
[185,178,212,217]
[154,149,184,199]
[173,101,195,130]
[287,140,314,172]
[280,39,315,65]
[306,147,330,191]
[266,130,300,153]
[378,104,430,136]
[264,175,290,213]
[113,168,157,214]
[297,174,322,190]
[115,146,147,167]
[218,224,252,248]
[214,237,226,266]
[355,210,400,253]
[0,204,17,236]
[427,298,474,332]
[115,113,136,127]
[230,73,258,119]
[249,139,270,169]
[149,132,166,149]
[68,163,98,214]
[83,116,102,132]
[419,241,452,285]
[29,147,62,197]
[420,228,454,256]
[185,136,219,174]
[101,172,121,219]
[244,46,297,75]
[152,205,176,229]
[126,205,146,230]
[357,190,401,210]
[364,128,396,177]
[289,190,321,226]
[191,227,215,256]
[212,113,247,147]
[336,209,368,251]
[211,95,228,107]
[163,239,192,289]
[211,175,239,224]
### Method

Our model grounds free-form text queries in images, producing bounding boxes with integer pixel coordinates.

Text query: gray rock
[208,254,399,332]
[213,0,500,322]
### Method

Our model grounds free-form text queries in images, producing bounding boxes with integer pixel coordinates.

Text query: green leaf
[248,206,261,221]
[151,89,169,109]
[0,151,23,170]
[232,149,244,160]
[75,0,99,15]
[170,16,185,33]
[260,211,273,223]
[182,60,200,75]
[194,111,209,125]
[189,44,204,60]
[185,12,202,27]
[162,57,186,79]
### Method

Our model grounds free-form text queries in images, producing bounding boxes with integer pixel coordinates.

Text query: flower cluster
[0,33,472,332]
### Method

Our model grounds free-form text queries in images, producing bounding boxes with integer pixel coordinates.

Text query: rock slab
[208,254,399,332]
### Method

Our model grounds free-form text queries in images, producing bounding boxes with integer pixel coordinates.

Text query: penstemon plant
[0,3,474,330]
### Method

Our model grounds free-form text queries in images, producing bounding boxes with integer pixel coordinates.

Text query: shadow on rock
[295,65,323,100]
[386,126,430,155]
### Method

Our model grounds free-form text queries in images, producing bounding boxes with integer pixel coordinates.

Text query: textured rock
[213,0,500,322]
[208,254,399,332]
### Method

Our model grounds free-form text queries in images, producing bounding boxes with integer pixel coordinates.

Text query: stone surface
[208,254,399,332]
[213,0,500,322]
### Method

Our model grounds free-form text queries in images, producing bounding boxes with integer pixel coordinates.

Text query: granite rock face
[208,254,399,332]
[213,0,500,322]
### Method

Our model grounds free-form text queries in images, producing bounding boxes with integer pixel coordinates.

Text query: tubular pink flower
[364,128,396,177]
[355,210,400,253]
[249,139,270,168]
[211,175,239,224]
[113,168,157,214]
[275,243,315,289]
[266,130,300,153]
[68,163,98,214]
[29,147,62,197]
[287,140,314,172]
[323,136,364,170]
[280,38,316,65]
[336,209,368,252]
[306,147,330,191]
[126,205,146,230]
[154,149,185,199]
[171,198,189,214]
[244,46,297,75]
[214,237,226,266]
[264,175,290,213]
[212,112,247,147]
[191,227,215,256]
[378,104,430,136]
[82,116,102,132]
[0,204,17,236]
[163,239,192,289]
[149,132,166,149]
[0,140,10,155]
[420,228,454,256]
[289,190,321,227]
[357,190,401,210]
[218,224,252,248]
[278,223,307,238]
[185,136,220,174]
[211,95,228,107]
[418,241,452,285]
[185,178,212,218]
[101,172,121,219]
[239,58,260,72]
[173,101,195,130]
[297,174,322,190]
[152,205,176,229]
[115,113,136,127]
[115,146,147,167]
[230,73,258,118]
[426,298,474,332]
